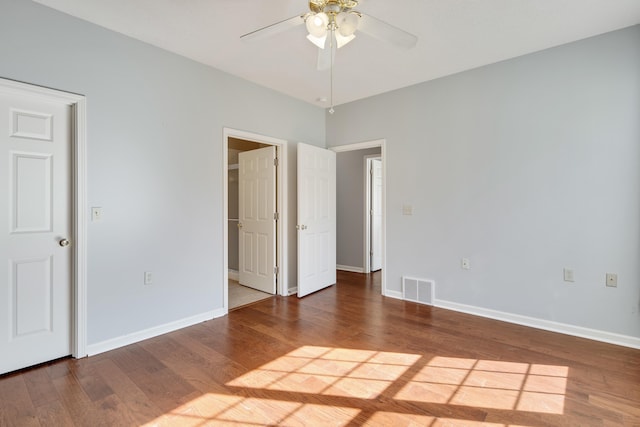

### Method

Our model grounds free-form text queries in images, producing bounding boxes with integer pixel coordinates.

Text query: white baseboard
[287,287,298,296]
[434,299,640,350]
[384,289,403,300]
[86,309,225,356]
[228,269,239,281]
[337,265,365,273]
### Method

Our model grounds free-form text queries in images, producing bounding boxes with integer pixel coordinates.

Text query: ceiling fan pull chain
[329,27,335,115]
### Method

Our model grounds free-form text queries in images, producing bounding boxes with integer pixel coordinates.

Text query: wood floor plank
[89,358,165,425]
[0,375,39,427]
[1,270,639,426]
[22,367,58,408]
[34,400,76,427]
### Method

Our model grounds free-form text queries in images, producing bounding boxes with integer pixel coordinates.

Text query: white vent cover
[402,276,434,305]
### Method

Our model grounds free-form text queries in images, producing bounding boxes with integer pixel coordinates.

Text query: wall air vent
[402,276,434,305]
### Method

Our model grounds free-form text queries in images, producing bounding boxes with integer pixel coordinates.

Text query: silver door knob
[59,239,70,247]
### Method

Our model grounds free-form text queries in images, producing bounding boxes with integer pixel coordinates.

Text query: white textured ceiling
[33,0,640,108]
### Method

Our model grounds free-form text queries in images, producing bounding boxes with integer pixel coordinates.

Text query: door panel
[297,143,336,297]
[238,146,276,294]
[0,90,72,375]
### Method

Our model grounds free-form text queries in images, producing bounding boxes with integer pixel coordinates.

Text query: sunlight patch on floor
[144,346,567,426]
[145,392,360,426]
[394,356,568,414]
[227,345,421,399]
[366,412,531,426]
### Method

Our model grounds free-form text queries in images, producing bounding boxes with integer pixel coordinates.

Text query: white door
[370,159,383,271]
[297,143,336,297]
[238,146,277,294]
[0,88,72,375]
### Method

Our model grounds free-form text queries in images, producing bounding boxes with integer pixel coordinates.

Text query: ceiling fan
[240,0,418,71]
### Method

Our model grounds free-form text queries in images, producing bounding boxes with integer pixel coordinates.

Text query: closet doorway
[223,129,288,311]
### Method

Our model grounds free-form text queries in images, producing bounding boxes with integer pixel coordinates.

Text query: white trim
[86,310,223,356]
[336,265,365,273]
[330,139,387,296]
[384,289,404,300]
[228,269,239,281]
[330,139,385,152]
[287,287,298,296]
[0,78,88,359]
[223,128,289,316]
[434,299,640,350]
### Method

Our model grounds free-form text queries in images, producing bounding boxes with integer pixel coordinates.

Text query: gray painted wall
[327,25,640,338]
[0,0,325,346]
[336,148,381,269]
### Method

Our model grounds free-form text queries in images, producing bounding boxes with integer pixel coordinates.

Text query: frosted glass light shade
[336,11,359,37]
[306,12,329,38]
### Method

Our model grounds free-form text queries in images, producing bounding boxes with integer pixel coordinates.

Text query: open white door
[371,159,383,271]
[297,143,336,297]
[238,146,277,294]
[0,87,72,374]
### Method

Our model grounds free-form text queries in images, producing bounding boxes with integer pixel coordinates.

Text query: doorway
[223,128,288,312]
[331,139,387,295]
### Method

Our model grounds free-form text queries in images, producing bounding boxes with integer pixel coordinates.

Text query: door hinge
[274,157,279,167]
[274,212,279,221]
[274,266,279,275]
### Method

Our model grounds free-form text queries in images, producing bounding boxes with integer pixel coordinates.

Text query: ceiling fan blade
[240,14,304,42]
[317,33,336,71]
[358,13,418,49]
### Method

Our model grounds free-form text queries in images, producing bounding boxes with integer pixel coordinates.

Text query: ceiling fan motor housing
[309,0,358,14]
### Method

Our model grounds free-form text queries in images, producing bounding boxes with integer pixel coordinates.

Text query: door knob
[59,239,70,247]
[237,223,243,229]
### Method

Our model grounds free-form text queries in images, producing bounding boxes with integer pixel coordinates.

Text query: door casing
[223,128,288,313]
[0,78,87,359]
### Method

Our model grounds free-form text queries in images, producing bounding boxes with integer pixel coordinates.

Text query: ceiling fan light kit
[241,0,417,113]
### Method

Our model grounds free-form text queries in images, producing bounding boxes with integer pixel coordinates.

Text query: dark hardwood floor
[1,271,639,426]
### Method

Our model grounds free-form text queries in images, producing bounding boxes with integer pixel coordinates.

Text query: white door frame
[364,155,382,274]
[330,139,387,296]
[0,78,88,359]
[223,128,288,312]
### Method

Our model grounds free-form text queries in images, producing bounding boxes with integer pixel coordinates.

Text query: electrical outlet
[606,273,617,287]
[144,271,153,285]
[563,268,575,282]
[461,258,470,270]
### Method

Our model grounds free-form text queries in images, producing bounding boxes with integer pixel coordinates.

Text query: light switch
[91,207,103,222]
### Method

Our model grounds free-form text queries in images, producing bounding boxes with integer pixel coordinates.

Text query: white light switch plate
[91,207,103,222]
